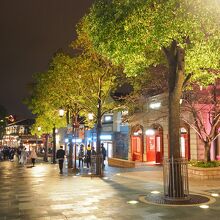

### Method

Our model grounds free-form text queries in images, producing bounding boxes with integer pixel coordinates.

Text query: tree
[25,50,123,174]
[80,0,220,198]
[25,67,68,162]
[181,84,220,162]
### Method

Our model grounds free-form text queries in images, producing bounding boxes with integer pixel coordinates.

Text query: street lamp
[52,124,57,164]
[59,108,75,170]
[59,109,65,117]
[36,126,41,152]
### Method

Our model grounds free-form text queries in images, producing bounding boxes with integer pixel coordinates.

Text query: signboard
[67,124,73,134]
[78,125,84,139]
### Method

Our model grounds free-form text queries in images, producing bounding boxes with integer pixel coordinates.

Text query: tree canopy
[83,0,220,83]
[80,0,220,161]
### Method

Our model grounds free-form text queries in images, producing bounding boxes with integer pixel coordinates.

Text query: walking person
[101,143,107,168]
[30,147,37,167]
[86,144,91,168]
[56,146,65,174]
[20,148,28,166]
[78,144,84,168]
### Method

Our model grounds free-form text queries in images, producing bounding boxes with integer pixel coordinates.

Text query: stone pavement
[0,160,220,220]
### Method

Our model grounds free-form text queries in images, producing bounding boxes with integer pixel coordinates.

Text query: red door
[146,131,163,163]
[146,136,156,162]
[131,136,142,161]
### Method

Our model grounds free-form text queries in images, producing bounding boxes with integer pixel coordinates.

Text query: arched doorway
[146,124,163,164]
[131,125,143,162]
[180,126,190,160]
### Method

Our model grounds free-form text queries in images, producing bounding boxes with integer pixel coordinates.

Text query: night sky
[0,0,93,119]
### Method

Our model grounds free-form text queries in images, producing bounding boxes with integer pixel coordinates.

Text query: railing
[163,158,189,201]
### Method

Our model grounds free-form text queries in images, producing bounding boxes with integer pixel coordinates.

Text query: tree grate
[140,194,211,206]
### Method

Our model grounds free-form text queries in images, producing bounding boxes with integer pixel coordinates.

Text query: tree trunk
[204,142,211,162]
[52,126,56,164]
[95,78,103,176]
[163,41,186,200]
[44,134,49,162]
[68,143,73,168]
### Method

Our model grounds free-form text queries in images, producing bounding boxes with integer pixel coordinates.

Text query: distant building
[1,119,42,150]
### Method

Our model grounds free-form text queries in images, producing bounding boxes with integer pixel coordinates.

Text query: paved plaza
[0,160,220,220]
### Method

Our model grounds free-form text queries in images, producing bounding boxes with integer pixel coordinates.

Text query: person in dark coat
[56,146,65,174]
[86,144,91,168]
[101,143,107,167]
[78,144,85,168]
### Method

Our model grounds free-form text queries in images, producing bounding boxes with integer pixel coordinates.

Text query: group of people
[56,143,107,174]
[0,146,16,161]
[18,147,37,167]
[0,146,37,167]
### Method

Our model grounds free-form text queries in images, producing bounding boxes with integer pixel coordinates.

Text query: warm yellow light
[127,200,139,204]
[211,193,219,197]
[151,191,160,194]
[199,205,209,209]
[59,109,65,117]
[88,113,94,120]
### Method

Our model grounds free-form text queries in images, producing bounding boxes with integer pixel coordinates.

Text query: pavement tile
[0,161,220,220]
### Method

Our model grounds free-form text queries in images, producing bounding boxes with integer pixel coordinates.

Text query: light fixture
[151,191,160,194]
[100,135,112,140]
[133,132,139,136]
[122,110,129,116]
[149,102,161,109]
[199,205,209,209]
[37,126,41,131]
[65,138,68,143]
[127,200,139,204]
[104,115,112,121]
[211,193,219,197]
[59,109,65,117]
[71,138,82,143]
[145,129,155,136]
[179,99,183,104]
[88,113,94,120]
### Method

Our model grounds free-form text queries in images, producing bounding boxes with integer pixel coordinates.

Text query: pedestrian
[78,144,85,168]
[30,147,37,167]
[101,143,107,167]
[86,144,91,168]
[20,148,28,166]
[91,146,96,156]
[56,146,65,174]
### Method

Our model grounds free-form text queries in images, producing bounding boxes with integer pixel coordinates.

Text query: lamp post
[36,126,41,153]
[52,124,57,164]
[59,108,75,170]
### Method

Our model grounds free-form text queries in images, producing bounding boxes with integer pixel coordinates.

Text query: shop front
[146,124,163,164]
[131,125,144,162]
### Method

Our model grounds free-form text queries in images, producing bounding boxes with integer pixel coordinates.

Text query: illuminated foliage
[81,0,220,158]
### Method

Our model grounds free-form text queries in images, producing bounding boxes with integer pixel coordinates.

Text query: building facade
[128,91,220,164]
[1,119,42,150]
